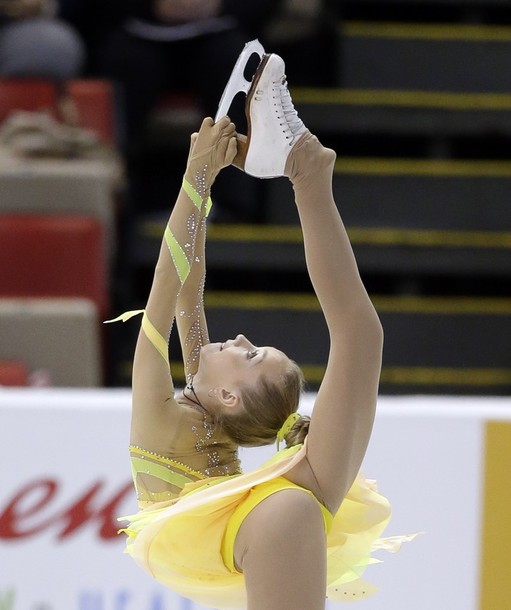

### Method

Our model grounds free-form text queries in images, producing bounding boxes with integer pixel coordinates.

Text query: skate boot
[215,39,266,123]
[236,53,307,178]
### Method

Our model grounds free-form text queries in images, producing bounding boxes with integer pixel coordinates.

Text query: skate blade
[214,39,265,123]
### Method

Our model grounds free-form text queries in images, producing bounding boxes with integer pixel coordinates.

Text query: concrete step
[269,157,511,228]
[113,292,511,395]
[292,87,511,137]
[340,21,511,92]
[204,291,511,395]
[135,157,511,276]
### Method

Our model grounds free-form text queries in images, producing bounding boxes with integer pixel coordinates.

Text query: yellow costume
[108,127,419,608]
[119,440,416,609]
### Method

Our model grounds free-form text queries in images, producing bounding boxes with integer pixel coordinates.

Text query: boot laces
[275,75,304,144]
[254,71,304,144]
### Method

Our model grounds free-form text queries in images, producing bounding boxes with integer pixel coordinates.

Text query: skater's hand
[185,116,237,189]
[154,0,221,23]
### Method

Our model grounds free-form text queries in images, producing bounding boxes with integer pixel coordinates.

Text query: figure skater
[109,43,416,610]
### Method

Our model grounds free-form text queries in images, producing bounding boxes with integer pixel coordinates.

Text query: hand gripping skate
[214,39,266,123]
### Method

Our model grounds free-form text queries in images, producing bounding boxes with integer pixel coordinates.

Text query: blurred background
[1,1,511,607]
[1,0,510,395]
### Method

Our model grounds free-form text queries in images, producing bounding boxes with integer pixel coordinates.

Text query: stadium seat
[66,79,116,144]
[0,78,116,144]
[0,360,28,386]
[0,298,101,387]
[0,79,57,123]
[0,214,109,318]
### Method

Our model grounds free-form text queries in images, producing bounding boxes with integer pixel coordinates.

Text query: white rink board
[2,389,511,610]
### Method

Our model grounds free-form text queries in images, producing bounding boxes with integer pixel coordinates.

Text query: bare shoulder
[130,397,195,452]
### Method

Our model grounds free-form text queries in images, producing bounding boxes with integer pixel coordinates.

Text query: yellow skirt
[119,444,416,609]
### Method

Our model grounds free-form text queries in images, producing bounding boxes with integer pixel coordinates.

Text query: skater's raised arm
[173,132,211,385]
[287,135,383,512]
[129,117,237,449]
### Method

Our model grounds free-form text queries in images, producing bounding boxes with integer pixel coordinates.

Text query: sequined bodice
[130,405,241,508]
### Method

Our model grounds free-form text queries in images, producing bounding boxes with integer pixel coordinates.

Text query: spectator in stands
[61,0,283,222]
[263,0,336,87]
[0,0,85,80]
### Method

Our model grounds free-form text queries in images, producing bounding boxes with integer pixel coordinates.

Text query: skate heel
[232,134,249,170]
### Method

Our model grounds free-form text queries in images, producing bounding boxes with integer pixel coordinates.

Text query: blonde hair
[218,359,307,448]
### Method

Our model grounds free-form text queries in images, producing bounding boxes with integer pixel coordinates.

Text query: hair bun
[284,414,311,448]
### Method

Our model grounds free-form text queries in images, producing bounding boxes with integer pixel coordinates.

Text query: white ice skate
[237,53,307,179]
[214,39,266,123]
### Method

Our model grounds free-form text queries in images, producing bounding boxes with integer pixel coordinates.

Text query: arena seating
[0,79,117,386]
[126,1,511,394]
[0,360,29,387]
[0,298,101,387]
[0,215,108,386]
[0,78,115,141]
[3,9,510,392]
[0,79,57,122]
[0,214,108,317]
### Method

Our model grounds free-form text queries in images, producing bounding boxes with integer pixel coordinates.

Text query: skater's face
[196,334,290,399]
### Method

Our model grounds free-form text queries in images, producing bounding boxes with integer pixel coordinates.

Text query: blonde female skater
[112,46,414,610]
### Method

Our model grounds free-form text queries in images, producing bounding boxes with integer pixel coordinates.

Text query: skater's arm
[288,137,383,512]
[174,181,210,383]
[130,183,205,448]
[130,118,237,450]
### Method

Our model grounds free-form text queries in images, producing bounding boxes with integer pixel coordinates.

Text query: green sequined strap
[182,178,213,217]
[130,457,195,489]
[164,226,190,285]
